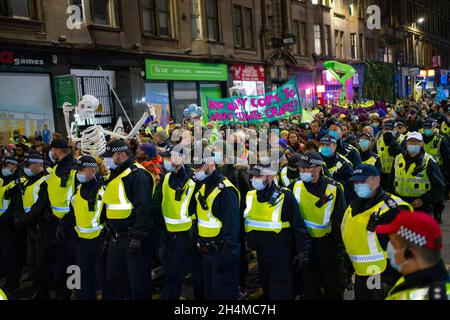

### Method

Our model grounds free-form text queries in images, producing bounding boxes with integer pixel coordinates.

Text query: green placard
[54,75,78,108]
[145,59,228,81]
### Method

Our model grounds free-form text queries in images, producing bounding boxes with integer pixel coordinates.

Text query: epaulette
[428,281,448,300]
[384,196,399,210]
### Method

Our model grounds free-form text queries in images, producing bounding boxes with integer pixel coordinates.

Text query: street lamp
[417,17,425,24]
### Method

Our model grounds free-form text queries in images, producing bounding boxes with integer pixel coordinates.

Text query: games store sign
[0,48,50,70]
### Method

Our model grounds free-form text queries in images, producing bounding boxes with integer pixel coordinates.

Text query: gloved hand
[56,226,65,242]
[216,254,228,273]
[129,238,142,256]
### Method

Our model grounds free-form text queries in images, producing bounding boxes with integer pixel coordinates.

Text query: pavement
[4,201,450,300]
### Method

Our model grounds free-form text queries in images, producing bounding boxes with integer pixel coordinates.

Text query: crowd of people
[0,94,450,301]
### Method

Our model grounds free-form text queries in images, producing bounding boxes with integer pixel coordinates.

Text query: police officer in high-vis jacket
[0,157,25,292]
[341,165,412,300]
[244,157,311,300]
[47,138,77,299]
[160,147,203,300]
[388,132,446,215]
[376,211,450,300]
[191,149,241,300]
[101,140,155,300]
[0,287,8,300]
[14,152,55,300]
[327,119,362,168]
[276,153,301,187]
[64,156,106,300]
[358,133,382,173]
[376,120,402,189]
[291,151,348,300]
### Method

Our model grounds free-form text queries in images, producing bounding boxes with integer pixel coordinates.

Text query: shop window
[141,0,171,37]
[91,0,119,27]
[173,82,198,124]
[0,0,35,19]
[145,82,171,125]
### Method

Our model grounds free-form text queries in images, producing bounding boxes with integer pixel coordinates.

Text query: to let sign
[54,75,78,108]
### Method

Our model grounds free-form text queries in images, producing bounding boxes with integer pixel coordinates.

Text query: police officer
[14,153,55,300]
[102,140,155,300]
[327,119,362,168]
[376,211,450,300]
[276,153,301,187]
[47,138,77,300]
[244,157,311,300]
[395,121,409,146]
[292,151,348,300]
[358,133,382,173]
[0,287,8,300]
[341,165,412,300]
[0,157,25,292]
[440,105,450,141]
[422,118,450,223]
[389,132,446,215]
[191,149,241,300]
[64,156,106,300]
[160,147,203,300]
[319,135,354,203]
[376,120,402,189]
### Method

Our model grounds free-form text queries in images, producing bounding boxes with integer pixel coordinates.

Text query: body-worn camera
[367,209,381,232]
[315,193,333,208]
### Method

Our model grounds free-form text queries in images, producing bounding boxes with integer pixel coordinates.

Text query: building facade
[0,0,448,138]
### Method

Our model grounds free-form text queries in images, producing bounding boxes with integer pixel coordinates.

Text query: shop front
[144,59,228,123]
[231,64,266,96]
[0,47,55,144]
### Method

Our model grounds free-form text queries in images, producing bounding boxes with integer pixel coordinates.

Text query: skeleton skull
[77,95,99,121]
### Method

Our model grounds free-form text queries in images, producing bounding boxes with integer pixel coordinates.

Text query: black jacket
[323,153,354,203]
[359,150,382,173]
[0,172,24,230]
[336,139,361,168]
[244,182,312,253]
[106,157,155,239]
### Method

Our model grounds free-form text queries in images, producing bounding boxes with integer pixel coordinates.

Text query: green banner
[145,59,228,81]
[363,60,396,103]
[54,75,78,108]
[207,78,301,125]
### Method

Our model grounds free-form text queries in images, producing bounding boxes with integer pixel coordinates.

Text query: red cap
[376,211,443,251]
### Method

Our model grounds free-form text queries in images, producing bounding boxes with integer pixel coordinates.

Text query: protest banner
[207,78,301,125]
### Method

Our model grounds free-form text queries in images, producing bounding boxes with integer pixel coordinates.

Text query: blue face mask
[300,172,313,183]
[355,183,372,199]
[320,146,333,158]
[163,160,175,172]
[104,157,118,170]
[387,241,409,272]
[24,167,35,177]
[358,139,370,151]
[2,168,12,177]
[194,170,208,182]
[328,130,339,140]
[423,129,433,137]
[407,145,421,156]
[76,173,90,184]
[214,152,223,164]
[252,178,267,191]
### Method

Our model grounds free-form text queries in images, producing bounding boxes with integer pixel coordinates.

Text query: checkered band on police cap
[397,225,427,247]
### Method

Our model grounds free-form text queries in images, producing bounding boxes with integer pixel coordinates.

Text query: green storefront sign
[54,75,78,108]
[145,59,228,81]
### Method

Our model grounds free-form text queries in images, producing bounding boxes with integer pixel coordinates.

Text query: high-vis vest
[397,132,408,145]
[341,195,412,276]
[377,138,395,174]
[196,178,240,238]
[386,277,450,300]
[424,135,443,165]
[278,166,294,187]
[243,189,290,233]
[161,173,196,232]
[293,180,337,238]
[441,122,450,136]
[23,175,48,213]
[362,155,378,166]
[71,184,105,239]
[394,153,432,198]
[47,165,76,218]
[0,178,23,216]
[327,154,352,178]
[103,168,133,220]
[0,288,7,300]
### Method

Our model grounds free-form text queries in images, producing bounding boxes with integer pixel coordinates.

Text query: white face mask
[252,177,267,191]
[194,170,208,181]
[387,241,409,273]
[163,160,175,172]
[104,157,118,170]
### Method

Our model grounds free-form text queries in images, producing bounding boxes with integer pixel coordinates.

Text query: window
[233,5,254,49]
[293,20,300,55]
[191,0,201,39]
[141,0,171,37]
[91,0,118,27]
[69,0,85,22]
[340,31,344,58]
[359,33,364,60]
[314,24,321,55]
[243,8,254,49]
[335,30,340,58]
[0,0,33,19]
[205,0,219,41]
[324,25,331,56]
[299,22,306,55]
[350,33,356,59]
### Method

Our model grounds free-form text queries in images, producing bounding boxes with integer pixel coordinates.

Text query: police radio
[367,208,381,232]
[315,193,333,208]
